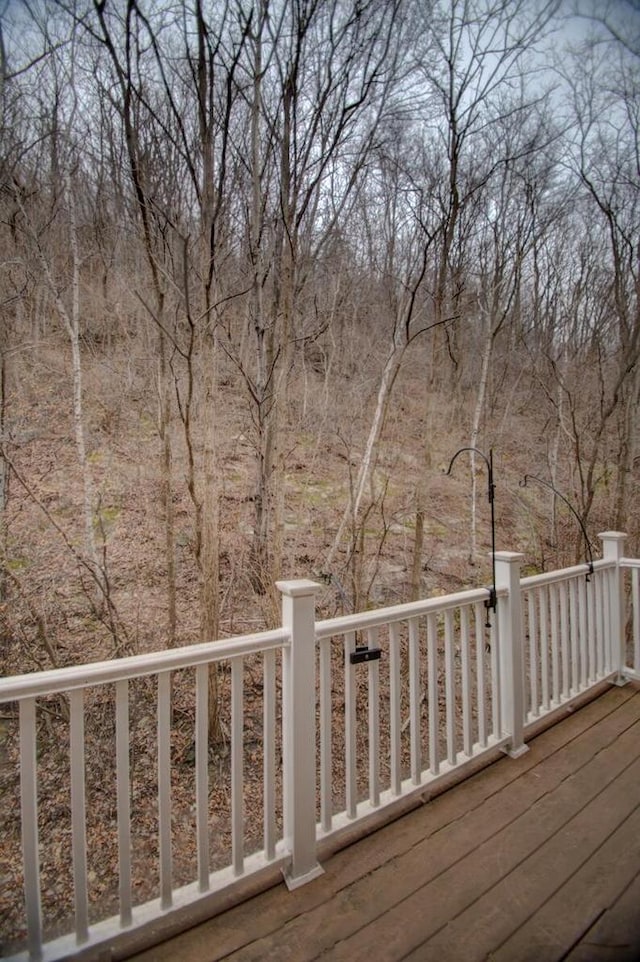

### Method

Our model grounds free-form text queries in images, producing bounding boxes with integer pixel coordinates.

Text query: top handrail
[315,586,491,640]
[520,558,614,591]
[0,627,290,703]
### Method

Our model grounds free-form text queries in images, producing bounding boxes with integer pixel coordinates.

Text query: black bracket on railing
[350,647,382,665]
[446,446,497,629]
[520,475,594,582]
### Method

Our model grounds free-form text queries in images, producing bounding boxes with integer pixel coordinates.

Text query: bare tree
[464,103,562,562]
[553,24,640,534]
[324,128,449,590]
[88,0,251,651]
[406,0,561,595]
[230,0,409,596]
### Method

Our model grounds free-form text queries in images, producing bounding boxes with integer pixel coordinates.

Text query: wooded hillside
[1,0,639,668]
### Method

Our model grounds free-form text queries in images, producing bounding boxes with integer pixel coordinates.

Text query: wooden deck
[129,682,640,962]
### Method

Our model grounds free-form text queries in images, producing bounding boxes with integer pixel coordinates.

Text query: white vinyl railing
[1,625,291,962]
[621,556,640,683]
[520,562,614,721]
[0,534,638,962]
[314,587,504,838]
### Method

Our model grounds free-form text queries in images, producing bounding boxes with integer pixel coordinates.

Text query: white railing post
[599,531,628,684]
[495,551,528,758]
[277,578,324,890]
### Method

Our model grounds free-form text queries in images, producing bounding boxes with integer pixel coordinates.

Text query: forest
[0,0,639,670]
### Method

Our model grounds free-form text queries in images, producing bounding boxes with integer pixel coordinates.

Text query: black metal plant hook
[520,475,594,582]
[445,446,497,627]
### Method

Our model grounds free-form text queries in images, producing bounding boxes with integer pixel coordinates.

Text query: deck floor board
[127,683,640,962]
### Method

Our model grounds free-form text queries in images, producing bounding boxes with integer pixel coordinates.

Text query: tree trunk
[614,373,639,530]
[325,337,406,576]
[468,318,494,565]
[199,342,221,740]
[66,176,102,591]
[0,322,7,602]
[409,401,434,602]
[157,329,176,647]
[18,177,103,595]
